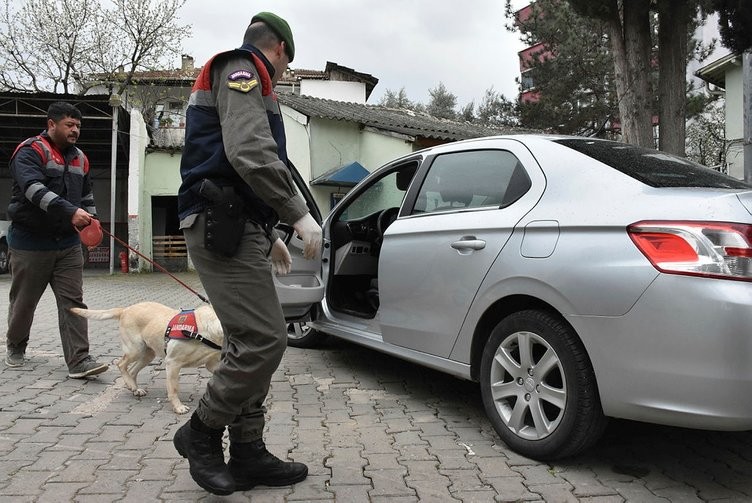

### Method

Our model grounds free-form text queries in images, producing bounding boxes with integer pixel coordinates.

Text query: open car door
[273,162,325,320]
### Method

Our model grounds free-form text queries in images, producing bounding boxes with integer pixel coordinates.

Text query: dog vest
[164,309,221,351]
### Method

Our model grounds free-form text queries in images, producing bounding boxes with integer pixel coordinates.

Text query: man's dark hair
[243,22,281,52]
[47,102,82,122]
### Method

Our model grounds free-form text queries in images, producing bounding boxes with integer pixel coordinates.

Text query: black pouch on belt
[199,179,246,257]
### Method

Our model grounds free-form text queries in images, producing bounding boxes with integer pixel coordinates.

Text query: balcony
[151,126,185,149]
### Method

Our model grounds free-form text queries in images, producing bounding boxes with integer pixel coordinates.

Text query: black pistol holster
[199,179,246,257]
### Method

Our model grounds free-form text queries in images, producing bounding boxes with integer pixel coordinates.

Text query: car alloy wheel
[286,321,325,348]
[0,241,7,274]
[480,310,607,460]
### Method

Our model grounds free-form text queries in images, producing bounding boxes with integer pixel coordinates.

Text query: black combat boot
[228,439,308,490]
[173,415,235,495]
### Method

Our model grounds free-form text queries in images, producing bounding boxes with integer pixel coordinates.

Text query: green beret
[251,12,295,62]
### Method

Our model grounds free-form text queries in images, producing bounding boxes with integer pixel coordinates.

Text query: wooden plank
[153,235,187,258]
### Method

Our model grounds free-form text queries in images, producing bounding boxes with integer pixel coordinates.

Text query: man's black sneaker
[5,348,24,367]
[67,356,108,378]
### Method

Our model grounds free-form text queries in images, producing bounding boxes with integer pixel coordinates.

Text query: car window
[554,138,752,189]
[339,171,406,222]
[411,150,531,215]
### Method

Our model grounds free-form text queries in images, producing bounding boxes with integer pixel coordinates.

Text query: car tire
[480,309,607,460]
[0,240,8,274]
[287,321,326,348]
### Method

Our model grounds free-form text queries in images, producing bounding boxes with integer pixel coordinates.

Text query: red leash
[99,226,210,304]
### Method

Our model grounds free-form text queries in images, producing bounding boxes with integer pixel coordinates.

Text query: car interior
[322,149,532,320]
[326,163,418,318]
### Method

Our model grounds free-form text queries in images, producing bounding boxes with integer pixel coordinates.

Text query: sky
[178,0,530,107]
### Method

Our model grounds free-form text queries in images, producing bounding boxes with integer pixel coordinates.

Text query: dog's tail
[70,307,124,321]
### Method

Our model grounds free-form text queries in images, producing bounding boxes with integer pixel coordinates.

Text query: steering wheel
[375,207,400,246]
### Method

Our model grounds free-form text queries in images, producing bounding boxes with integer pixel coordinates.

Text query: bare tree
[686,97,726,169]
[0,0,100,93]
[94,0,191,94]
[0,0,190,94]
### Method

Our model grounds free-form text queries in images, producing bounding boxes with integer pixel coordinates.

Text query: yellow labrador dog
[71,302,223,414]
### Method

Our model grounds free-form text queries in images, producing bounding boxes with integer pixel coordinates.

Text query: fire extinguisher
[119,250,129,273]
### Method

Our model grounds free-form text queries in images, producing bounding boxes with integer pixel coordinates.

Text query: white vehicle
[275,135,752,460]
[0,220,9,274]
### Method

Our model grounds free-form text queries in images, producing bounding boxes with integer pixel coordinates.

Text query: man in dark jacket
[173,12,321,496]
[4,101,108,379]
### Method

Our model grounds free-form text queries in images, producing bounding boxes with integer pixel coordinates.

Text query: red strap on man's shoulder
[192,55,216,92]
[79,150,90,174]
[249,53,272,96]
[12,135,48,164]
[195,51,273,96]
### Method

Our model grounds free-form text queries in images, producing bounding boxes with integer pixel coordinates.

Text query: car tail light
[628,221,752,281]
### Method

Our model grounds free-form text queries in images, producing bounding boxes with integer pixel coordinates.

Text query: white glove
[293,213,322,260]
[270,237,292,276]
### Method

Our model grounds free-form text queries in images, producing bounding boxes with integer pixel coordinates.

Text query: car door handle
[451,238,486,251]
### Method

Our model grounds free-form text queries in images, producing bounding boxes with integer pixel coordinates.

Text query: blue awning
[311,161,369,187]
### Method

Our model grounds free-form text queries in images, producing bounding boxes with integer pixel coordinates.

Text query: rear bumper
[570,274,752,431]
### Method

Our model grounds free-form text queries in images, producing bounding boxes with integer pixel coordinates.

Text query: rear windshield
[554,138,752,189]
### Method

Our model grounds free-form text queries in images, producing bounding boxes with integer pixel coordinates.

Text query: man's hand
[71,208,93,229]
[292,213,322,260]
[270,237,292,276]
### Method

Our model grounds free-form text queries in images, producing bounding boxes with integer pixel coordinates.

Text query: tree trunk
[607,0,654,147]
[658,0,690,156]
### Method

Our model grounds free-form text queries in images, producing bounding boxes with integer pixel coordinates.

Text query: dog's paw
[174,404,190,414]
[133,388,147,397]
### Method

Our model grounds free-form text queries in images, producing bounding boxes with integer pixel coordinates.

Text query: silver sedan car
[276,135,752,460]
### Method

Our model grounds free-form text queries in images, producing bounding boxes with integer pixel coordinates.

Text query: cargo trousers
[183,211,287,443]
[6,245,90,369]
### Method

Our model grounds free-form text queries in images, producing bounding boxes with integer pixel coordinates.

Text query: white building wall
[359,129,414,173]
[300,81,366,103]
[128,110,148,270]
[725,65,744,180]
[282,105,313,183]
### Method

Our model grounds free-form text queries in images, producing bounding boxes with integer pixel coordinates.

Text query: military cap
[251,12,295,62]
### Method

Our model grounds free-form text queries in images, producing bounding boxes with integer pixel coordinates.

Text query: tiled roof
[126,69,200,81]
[695,52,739,89]
[280,69,327,82]
[278,93,528,141]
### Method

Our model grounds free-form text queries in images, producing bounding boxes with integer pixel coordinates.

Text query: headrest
[396,163,418,191]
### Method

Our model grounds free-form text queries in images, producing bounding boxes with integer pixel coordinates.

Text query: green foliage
[708,0,752,52]
[476,87,518,128]
[459,102,476,122]
[507,0,618,136]
[566,0,618,21]
[379,87,423,111]
[426,82,457,120]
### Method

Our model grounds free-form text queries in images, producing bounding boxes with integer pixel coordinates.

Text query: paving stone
[328,484,372,502]
[405,478,456,500]
[366,466,416,498]
[366,452,403,471]
[2,272,752,501]
[485,476,542,502]
[285,474,333,501]
[78,468,138,495]
[36,482,89,502]
[3,468,50,495]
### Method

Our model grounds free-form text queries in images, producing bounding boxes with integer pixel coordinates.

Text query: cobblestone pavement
[1,271,752,502]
